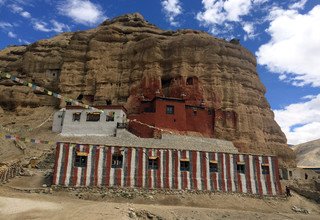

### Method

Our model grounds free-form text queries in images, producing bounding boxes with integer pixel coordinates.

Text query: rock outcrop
[0,13,295,166]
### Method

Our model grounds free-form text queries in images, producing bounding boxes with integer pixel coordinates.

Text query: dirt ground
[0,172,320,220]
[0,187,319,220]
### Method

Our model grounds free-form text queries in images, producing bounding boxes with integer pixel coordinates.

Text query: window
[186,77,194,85]
[289,170,293,177]
[209,161,218,172]
[112,154,123,168]
[86,112,100,121]
[166,105,174,114]
[148,157,159,170]
[237,163,245,174]
[72,112,81,121]
[180,159,190,171]
[74,152,87,167]
[106,111,115,121]
[193,110,197,116]
[208,109,213,115]
[261,164,270,175]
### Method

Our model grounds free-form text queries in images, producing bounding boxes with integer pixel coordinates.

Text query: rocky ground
[0,169,319,220]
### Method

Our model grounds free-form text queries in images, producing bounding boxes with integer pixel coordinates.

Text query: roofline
[297,166,320,169]
[66,105,127,112]
[55,141,278,157]
[142,96,186,103]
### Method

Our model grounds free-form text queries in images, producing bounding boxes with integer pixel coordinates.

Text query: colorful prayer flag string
[0,133,55,145]
[0,71,104,113]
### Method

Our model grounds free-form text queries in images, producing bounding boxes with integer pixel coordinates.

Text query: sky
[0,0,320,145]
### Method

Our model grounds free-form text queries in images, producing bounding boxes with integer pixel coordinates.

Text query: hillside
[293,139,320,167]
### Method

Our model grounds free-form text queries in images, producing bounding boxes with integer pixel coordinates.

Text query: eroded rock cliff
[0,13,295,166]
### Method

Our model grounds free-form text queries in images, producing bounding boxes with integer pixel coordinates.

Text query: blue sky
[0,0,320,145]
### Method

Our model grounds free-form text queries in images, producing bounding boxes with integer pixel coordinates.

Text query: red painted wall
[185,107,214,137]
[128,97,217,138]
[153,99,187,131]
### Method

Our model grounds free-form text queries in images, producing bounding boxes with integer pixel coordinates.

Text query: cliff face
[0,13,295,166]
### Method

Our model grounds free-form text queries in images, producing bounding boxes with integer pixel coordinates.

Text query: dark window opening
[186,77,194,85]
[262,165,270,175]
[112,154,123,168]
[77,94,83,100]
[193,110,197,116]
[74,155,87,167]
[106,111,115,121]
[148,157,159,170]
[72,112,81,122]
[161,78,171,88]
[84,95,94,103]
[209,162,218,172]
[208,109,213,115]
[144,107,155,113]
[106,99,112,105]
[161,77,172,97]
[166,105,174,114]
[86,112,100,121]
[237,164,245,174]
[180,160,190,171]
[305,173,308,180]
[289,171,293,177]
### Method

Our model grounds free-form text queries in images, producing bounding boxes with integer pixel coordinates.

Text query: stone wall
[0,161,21,183]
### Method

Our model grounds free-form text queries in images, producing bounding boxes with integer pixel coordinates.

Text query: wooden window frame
[111,154,123,168]
[166,105,174,115]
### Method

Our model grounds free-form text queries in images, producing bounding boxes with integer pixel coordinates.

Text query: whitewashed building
[52,105,127,136]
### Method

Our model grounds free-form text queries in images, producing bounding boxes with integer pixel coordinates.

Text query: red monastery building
[129,96,216,138]
[127,75,238,138]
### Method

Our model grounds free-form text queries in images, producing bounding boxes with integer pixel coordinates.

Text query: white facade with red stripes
[53,142,282,196]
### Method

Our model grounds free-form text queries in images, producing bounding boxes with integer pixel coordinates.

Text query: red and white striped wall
[53,142,282,196]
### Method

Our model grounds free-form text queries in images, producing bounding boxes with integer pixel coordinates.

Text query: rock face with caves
[0,13,295,166]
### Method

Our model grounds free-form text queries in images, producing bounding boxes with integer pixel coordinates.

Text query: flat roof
[56,133,240,153]
[142,96,185,103]
[66,105,127,112]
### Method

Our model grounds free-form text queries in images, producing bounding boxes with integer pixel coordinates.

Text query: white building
[52,105,127,136]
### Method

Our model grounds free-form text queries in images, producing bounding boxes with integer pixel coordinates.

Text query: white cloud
[20,11,31,18]
[256,5,320,87]
[161,0,182,26]
[51,20,70,32]
[57,0,106,26]
[196,0,267,36]
[289,0,307,10]
[242,22,256,40]
[8,31,17,38]
[33,20,69,33]
[9,4,31,18]
[33,21,51,32]
[274,94,320,145]
[197,0,253,26]
[0,22,13,29]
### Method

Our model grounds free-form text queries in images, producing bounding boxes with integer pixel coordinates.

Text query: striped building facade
[53,142,282,196]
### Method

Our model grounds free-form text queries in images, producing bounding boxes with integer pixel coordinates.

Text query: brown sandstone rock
[0,13,295,166]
